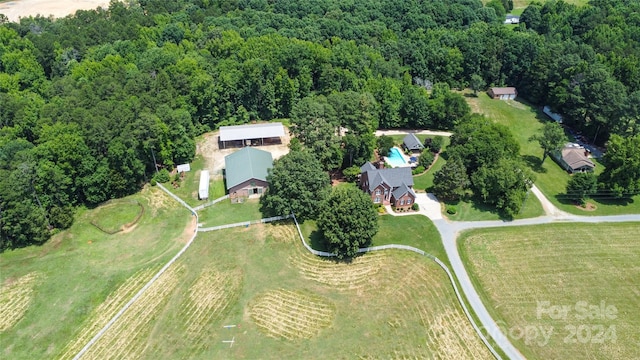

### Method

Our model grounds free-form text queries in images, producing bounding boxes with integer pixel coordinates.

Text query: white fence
[198,215,292,232]
[290,212,501,360]
[192,195,229,211]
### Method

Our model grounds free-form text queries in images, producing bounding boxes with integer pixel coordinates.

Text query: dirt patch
[196,127,291,176]
[0,0,110,22]
[575,202,597,211]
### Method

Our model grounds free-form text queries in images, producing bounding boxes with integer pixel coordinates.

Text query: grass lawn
[197,198,263,227]
[466,91,640,216]
[0,187,193,359]
[170,155,226,207]
[73,221,491,359]
[88,199,143,233]
[442,188,543,221]
[459,223,640,359]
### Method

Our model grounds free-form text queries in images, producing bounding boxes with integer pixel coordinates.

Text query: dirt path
[1,0,110,22]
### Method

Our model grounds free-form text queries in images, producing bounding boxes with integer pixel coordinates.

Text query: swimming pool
[386,147,407,167]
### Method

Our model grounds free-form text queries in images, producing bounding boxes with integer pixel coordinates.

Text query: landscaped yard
[459,223,640,360]
[0,187,193,359]
[466,91,640,216]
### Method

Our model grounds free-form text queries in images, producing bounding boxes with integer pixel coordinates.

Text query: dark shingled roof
[360,161,376,173]
[364,167,414,193]
[391,182,416,200]
[403,133,424,151]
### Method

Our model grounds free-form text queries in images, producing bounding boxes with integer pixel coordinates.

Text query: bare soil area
[196,127,291,177]
[0,0,110,22]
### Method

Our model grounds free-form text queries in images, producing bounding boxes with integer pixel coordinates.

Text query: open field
[0,0,109,22]
[459,223,640,359]
[2,200,492,359]
[0,187,193,359]
[466,91,640,216]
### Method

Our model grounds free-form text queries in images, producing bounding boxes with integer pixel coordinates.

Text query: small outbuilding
[219,122,285,148]
[224,147,273,203]
[488,87,518,100]
[403,133,424,152]
[199,170,210,200]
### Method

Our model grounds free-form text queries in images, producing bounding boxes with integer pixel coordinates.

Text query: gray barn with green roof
[224,147,273,203]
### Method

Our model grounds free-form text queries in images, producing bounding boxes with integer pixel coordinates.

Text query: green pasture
[0,188,192,359]
[459,222,640,359]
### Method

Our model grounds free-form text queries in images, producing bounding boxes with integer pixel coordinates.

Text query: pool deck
[384,146,413,168]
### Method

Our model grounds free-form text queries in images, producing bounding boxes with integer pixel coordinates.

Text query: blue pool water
[386,147,407,167]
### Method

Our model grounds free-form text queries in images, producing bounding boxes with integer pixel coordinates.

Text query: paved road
[429,186,640,360]
[375,129,453,137]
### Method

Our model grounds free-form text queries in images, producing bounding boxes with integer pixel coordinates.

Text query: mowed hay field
[0,186,193,359]
[460,223,640,359]
[46,220,492,359]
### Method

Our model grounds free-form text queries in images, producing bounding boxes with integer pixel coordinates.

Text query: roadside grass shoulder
[0,187,192,359]
[458,222,640,360]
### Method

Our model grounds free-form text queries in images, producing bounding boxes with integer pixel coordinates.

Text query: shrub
[412,165,425,175]
[152,169,171,183]
[412,203,419,211]
[446,204,457,214]
[418,149,435,169]
[426,136,444,153]
[150,179,157,186]
[343,165,361,182]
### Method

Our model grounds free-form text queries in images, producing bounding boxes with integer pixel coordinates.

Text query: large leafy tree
[290,96,343,171]
[317,185,378,259]
[432,158,469,201]
[260,150,331,221]
[598,134,640,197]
[470,158,535,218]
[529,122,567,163]
[566,172,598,205]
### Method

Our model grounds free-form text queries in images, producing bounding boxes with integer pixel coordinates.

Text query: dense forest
[1,0,639,249]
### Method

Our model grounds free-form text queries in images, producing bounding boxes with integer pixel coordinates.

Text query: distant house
[219,122,285,148]
[224,147,273,203]
[359,162,416,211]
[488,87,518,100]
[403,133,424,152]
[551,145,595,173]
[504,15,520,24]
[199,170,210,200]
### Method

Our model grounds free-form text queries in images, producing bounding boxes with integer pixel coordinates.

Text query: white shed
[198,170,210,200]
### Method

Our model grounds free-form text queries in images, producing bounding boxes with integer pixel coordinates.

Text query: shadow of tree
[522,154,547,173]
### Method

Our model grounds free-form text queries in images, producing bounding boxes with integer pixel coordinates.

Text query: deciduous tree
[317,185,378,258]
[261,150,331,221]
[529,122,567,163]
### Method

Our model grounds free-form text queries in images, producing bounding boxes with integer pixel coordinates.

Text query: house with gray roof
[403,133,424,152]
[224,147,273,203]
[359,162,416,210]
[551,145,595,173]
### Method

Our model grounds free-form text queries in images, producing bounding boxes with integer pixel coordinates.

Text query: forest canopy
[2,0,640,249]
